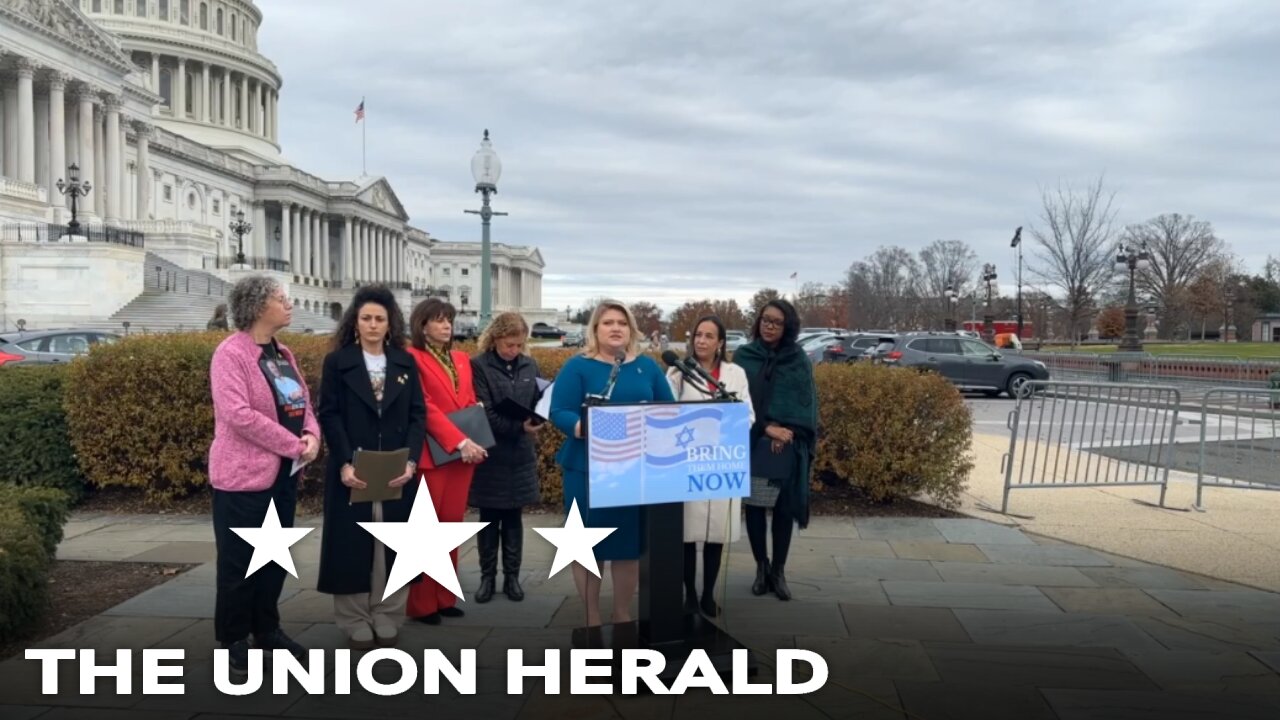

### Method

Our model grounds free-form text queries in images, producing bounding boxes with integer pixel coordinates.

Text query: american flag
[589,410,643,463]
[789,271,798,279]
[354,99,365,123]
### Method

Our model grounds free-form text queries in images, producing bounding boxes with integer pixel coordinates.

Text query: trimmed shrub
[813,363,972,508]
[0,485,71,558]
[530,348,578,506]
[0,484,68,643]
[0,365,84,501]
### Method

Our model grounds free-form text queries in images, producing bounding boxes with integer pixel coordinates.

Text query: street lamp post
[1223,286,1237,343]
[228,208,253,267]
[1011,226,1023,339]
[463,130,508,332]
[55,163,92,236]
[981,263,998,342]
[1115,240,1151,352]
[944,284,959,332]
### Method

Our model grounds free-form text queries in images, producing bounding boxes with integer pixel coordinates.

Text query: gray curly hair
[228,275,282,331]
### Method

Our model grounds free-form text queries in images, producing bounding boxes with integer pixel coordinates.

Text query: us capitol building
[0,0,550,333]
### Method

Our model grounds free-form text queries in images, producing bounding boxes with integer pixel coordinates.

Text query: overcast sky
[261,0,1280,313]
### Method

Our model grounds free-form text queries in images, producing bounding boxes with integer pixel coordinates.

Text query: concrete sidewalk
[1,509,1279,719]
[963,431,1280,593]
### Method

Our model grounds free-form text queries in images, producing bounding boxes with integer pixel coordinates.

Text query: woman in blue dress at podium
[550,299,675,627]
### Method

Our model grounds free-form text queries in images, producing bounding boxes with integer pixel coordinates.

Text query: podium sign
[587,401,751,509]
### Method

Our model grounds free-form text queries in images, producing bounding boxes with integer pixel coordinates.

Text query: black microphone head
[615,351,627,364]
[661,350,681,367]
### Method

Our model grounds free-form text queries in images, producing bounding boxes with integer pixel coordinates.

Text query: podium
[570,399,758,682]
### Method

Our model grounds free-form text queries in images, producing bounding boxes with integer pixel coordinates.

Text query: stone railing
[148,126,258,177]
[113,219,222,240]
[0,177,48,203]
[1,222,145,247]
[254,165,330,194]
[93,19,280,77]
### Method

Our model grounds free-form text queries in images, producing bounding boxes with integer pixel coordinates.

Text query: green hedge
[0,484,69,643]
[47,333,971,508]
[0,365,84,501]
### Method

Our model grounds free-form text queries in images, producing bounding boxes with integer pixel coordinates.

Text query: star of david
[675,426,696,449]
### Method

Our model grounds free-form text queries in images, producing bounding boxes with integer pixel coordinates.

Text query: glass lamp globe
[470,129,502,189]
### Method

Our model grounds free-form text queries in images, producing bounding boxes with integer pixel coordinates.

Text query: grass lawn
[1040,342,1280,359]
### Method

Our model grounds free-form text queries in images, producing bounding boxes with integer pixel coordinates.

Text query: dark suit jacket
[315,342,426,595]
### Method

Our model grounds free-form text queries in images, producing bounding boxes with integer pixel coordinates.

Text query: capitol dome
[79,0,282,164]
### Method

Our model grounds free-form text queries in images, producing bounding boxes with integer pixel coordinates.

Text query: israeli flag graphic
[644,407,724,467]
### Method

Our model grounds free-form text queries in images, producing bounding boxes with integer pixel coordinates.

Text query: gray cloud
[262,0,1280,311]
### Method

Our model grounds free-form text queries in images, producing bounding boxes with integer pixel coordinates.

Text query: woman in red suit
[405,298,489,624]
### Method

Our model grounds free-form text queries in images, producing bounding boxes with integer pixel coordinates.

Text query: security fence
[1194,388,1280,508]
[1025,352,1280,391]
[1001,381,1183,513]
[1000,380,1280,512]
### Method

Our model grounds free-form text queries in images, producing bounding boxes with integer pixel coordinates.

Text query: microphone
[600,352,626,401]
[680,356,734,400]
[662,350,704,390]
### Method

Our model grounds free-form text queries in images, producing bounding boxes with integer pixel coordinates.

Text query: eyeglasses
[760,317,785,328]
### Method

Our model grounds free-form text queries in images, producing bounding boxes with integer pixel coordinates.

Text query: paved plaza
[2,507,1279,719]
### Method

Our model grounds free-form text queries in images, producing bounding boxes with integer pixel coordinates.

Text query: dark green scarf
[734,339,817,528]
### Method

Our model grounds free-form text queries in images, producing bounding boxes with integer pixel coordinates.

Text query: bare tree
[1028,177,1119,344]
[919,239,978,327]
[1124,213,1224,339]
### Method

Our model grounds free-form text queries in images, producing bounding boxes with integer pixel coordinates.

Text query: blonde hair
[583,299,641,358]
[478,311,530,354]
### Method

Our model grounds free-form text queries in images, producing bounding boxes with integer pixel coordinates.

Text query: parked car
[531,322,566,339]
[725,330,748,352]
[562,330,585,348]
[799,332,841,364]
[823,333,888,363]
[874,333,1048,397]
[0,329,121,367]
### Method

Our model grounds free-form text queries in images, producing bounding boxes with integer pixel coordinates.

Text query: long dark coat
[468,350,542,509]
[316,343,426,595]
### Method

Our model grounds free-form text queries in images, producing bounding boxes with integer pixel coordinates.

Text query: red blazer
[407,346,478,471]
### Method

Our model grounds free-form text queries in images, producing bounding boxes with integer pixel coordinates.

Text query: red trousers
[406,462,474,618]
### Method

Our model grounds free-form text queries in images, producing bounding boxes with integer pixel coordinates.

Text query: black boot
[770,562,791,601]
[501,521,525,601]
[684,543,699,613]
[701,543,722,617]
[475,522,499,603]
[751,559,772,596]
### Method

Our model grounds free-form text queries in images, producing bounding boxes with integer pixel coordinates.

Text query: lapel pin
[396,374,406,384]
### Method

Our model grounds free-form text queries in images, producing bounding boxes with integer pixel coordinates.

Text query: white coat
[666,360,755,544]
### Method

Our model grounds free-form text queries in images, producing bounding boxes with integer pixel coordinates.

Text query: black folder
[494,396,548,425]
[427,404,497,466]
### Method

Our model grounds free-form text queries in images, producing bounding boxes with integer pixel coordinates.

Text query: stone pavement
[2,511,1280,719]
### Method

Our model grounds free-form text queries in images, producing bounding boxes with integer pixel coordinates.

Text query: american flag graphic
[589,410,643,462]
[354,99,365,123]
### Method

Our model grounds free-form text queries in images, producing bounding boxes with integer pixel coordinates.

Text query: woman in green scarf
[733,299,818,601]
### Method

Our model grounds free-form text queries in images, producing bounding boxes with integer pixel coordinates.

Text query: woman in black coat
[469,311,544,603]
[317,286,426,649]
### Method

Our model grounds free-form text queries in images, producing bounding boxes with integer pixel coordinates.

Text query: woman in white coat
[666,315,753,617]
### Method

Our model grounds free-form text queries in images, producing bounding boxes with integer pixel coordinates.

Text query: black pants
[212,467,297,645]
[744,484,794,566]
[477,507,523,575]
[478,506,523,530]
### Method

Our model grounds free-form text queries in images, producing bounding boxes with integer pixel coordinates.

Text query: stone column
[310,211,321,278]
[175,58,186,119]
[343,216,354,285]
[377,227,386,283]
[14,59,35,183]
[92,104,104,216]
[48,74,66,208]
[279,202,293,270]
[250,201,265,258]
[2,80,15,178]
[135,123,151,220]
[254,81,263,135]
[360,222,370,283]
[319,215,330,282]
[103,95,121,221]
[299,207,311,276]
[151,54,160,94]
[272,90,279,141]
[200,63,210,122]
[34,92,49,190]
[222,69,232,127]
[238,75,248,129]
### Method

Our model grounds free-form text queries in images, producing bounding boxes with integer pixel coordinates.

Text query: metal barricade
[1001,381,1182,513]
[1194,387,1280,508]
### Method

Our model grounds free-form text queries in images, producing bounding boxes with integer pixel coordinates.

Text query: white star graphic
[358,477,488,602]
[231,498,314,579]
[533,499,616,579]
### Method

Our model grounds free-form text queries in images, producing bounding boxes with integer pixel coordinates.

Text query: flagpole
[361,97,367,176]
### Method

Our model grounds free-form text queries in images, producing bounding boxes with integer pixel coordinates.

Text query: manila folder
[350,448,410,503]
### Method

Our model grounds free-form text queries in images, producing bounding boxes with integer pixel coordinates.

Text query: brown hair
[409,298,457,350]
[478,311,530,354]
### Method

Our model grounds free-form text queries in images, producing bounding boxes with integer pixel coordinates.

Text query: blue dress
[550,354,675,560]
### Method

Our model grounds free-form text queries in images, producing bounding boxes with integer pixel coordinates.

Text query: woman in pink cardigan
[208,275,320,677]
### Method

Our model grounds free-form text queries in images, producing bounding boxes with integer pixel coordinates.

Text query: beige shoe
[374,623,398,648]
[349,625,375,650]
